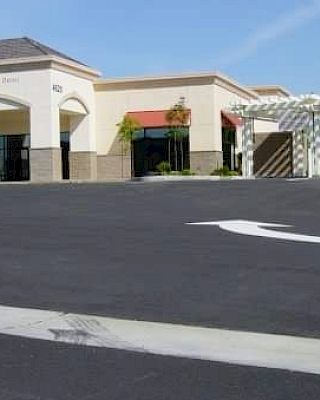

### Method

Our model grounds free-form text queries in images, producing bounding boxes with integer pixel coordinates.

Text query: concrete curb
[0,179,131,186]
[138,175,251,183]
[0,176,258,186]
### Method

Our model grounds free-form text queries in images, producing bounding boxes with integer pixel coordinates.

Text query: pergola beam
[227,94,320,178]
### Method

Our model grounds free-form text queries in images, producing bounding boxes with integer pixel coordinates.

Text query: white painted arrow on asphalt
[187,220,320,244]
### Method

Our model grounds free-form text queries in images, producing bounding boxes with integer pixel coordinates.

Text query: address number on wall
[53,84,63,93]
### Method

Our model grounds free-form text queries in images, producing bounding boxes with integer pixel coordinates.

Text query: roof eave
[249,85,292,97]
[94,71,259,99]
[213,72,259,100]
[0,55,101,79]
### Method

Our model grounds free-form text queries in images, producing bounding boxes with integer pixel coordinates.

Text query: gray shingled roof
[0,37,86,65]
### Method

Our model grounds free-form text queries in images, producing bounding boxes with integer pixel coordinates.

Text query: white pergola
[228,94,320,178]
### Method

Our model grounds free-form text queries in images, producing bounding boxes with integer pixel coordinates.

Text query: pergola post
[308,112,315,178]
[242,117,254,178]
[313,112,320,176]
[292,130,305,177]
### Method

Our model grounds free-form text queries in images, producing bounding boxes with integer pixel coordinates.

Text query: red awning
[222,111,243,128]
[127,110,191,128]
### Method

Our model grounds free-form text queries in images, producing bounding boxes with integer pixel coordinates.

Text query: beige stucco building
[0,37,288,182]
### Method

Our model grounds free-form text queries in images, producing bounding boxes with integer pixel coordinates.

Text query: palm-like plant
[165,97,189,171]
[117,115,141,177]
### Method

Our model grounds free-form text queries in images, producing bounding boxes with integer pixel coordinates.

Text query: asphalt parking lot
[1,179,320,399]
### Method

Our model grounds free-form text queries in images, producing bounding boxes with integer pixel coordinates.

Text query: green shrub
[211,166,239,177]
[180,169,195,176]
[156,161,171,175]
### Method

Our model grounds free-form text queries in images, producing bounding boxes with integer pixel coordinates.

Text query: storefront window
[145,128,169,139]
[0,134,30,181]
[132,127,190,176]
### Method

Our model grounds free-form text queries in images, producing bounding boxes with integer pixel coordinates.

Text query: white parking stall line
[1,305,320,375]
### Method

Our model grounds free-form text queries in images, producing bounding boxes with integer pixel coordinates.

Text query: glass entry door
[133,137,169,177]
[60,132,70,180]
[222,128,236,170]
[0,135,30,181]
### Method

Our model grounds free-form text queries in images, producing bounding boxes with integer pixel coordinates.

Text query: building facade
[0,37,287,182]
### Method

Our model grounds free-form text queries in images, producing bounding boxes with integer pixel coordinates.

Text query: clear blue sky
[1,0,320,93]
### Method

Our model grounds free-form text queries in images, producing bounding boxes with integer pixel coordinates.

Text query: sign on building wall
[1,76,20,84]
[52,84,63,93]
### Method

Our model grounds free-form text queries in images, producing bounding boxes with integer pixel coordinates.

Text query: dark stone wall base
[190,151,223,175]
[30,148,62,182]
[97,155,131,180]
[69,152,97,181]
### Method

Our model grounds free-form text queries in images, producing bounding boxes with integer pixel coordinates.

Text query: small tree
[117,115,141,177]
[165,97,189,171]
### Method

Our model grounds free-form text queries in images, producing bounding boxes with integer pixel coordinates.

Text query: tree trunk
[130,138,133,178]
[174,132,178,171]
[121,141,124,178]
[180,138,184,171]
